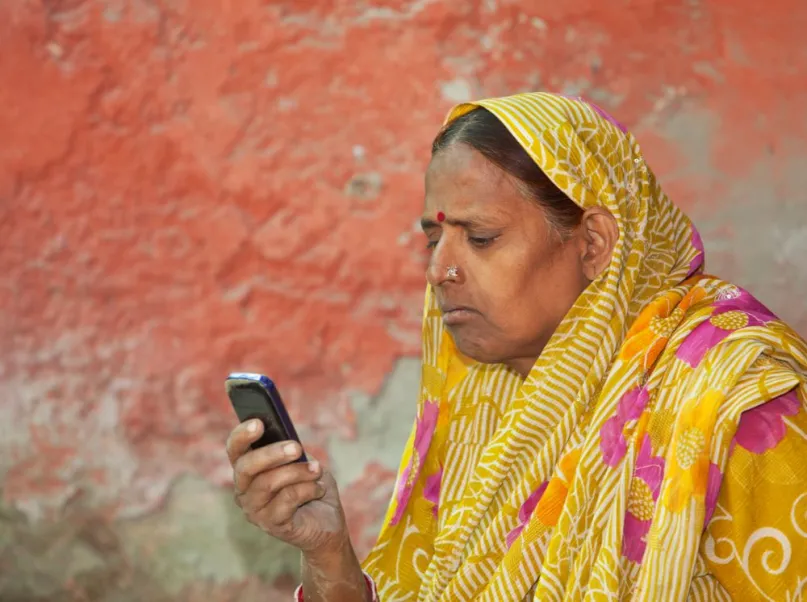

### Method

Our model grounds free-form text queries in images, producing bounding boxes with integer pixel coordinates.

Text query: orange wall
[1,1,806,598]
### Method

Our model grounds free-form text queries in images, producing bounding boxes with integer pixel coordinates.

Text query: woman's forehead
[424,186,519,222]
[426,145,513,197]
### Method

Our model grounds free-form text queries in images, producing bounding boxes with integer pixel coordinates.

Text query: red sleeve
[293,571,378,601]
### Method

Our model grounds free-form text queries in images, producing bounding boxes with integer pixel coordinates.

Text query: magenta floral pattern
[600,386,650,467]
[688,223,705,277]
[424,467,443,518]
[506,481,549,549]
[676,288,778,368]
[704,461,723,526]
[734,389,801,454]
[390,400,440,525]
[622,435,665,563]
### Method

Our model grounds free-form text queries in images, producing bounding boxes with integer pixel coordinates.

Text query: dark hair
[431,107,584,236]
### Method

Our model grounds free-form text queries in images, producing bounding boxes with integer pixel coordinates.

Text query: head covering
[362,93,807,601]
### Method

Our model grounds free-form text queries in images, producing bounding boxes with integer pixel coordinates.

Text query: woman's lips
[440,305,478,325]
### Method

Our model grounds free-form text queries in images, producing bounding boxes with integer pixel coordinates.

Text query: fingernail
[247,420,258,433]
[308,461,320,473]
[283,443,298,457]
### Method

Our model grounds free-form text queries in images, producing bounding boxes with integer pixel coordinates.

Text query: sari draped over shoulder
[360,93,807,602]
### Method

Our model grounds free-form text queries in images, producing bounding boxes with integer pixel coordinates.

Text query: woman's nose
[426,240,454,287]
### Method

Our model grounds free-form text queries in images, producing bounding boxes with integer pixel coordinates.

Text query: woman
[226,93,807,601]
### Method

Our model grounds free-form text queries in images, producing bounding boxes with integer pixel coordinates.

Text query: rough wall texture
[1,0,806,599]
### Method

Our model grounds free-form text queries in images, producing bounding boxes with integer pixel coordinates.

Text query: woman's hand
[226,419,349,556]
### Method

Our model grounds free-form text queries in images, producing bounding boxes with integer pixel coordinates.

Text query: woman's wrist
[300,530,356,567]
[299,534,370,602]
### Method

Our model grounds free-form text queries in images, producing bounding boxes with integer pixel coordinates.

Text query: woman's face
[422,143,589,377]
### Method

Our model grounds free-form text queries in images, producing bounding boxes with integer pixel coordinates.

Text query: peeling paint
[1,0,806,598]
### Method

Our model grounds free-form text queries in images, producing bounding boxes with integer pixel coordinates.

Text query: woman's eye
[425,239,438,250]
[469,236,495,248]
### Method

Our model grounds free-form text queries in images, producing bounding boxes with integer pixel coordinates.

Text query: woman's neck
[504,356,538,379]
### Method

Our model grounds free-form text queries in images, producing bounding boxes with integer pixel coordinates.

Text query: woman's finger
[237,460,321,512]
[252,460,322,496]
[262,480,327,528]
[226,419,263,465]
[233,440,304,493]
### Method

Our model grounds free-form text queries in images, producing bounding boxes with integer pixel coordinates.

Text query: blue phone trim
[227,372,275,388]
[226,372,307,461]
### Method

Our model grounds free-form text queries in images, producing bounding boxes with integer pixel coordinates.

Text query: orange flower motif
[662,389,724,513]
[535,448,581,527]
[620,286,706,369]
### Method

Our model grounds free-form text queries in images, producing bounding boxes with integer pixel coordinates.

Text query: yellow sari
[362,93,807,601]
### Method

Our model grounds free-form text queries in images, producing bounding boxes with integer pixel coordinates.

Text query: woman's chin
[450,333,502,366]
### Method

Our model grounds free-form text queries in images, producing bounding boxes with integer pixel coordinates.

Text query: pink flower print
[735,389,801,454]
[622,435,665,564]
[687,224,705,277]
[712,288,778,321]
[676,289,777,368]
[600,417,627,468]
[423,467,443,518]
[618,386,650,422]
[704,461,723,525]
[600,386,650,467]
[506,481,549,549]
[390,400,440,525]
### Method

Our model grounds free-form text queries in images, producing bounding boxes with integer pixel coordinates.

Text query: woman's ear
[579,207,618,280]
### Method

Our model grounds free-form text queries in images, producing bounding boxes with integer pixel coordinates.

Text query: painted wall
[1,0,805,599]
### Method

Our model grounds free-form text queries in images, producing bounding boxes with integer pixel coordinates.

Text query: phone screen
[230,382,289,449]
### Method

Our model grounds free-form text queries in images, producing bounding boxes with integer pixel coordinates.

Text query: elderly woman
[226,93,807,601]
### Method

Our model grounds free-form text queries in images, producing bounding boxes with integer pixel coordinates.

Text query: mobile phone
[225,372,307,462]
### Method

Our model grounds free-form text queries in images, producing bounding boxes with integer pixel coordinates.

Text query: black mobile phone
[225,372,307,462]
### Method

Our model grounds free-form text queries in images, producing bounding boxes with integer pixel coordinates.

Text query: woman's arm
[296,537,373,602]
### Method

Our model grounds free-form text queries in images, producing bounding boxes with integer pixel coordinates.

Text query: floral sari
[361,93,807,601]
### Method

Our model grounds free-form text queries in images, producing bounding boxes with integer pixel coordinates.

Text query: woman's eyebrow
[420,216,488,230]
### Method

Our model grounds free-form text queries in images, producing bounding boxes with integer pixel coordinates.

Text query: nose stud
[446,266,459,279]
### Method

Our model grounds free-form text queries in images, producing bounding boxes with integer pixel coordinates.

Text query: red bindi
[437,211,445,222]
